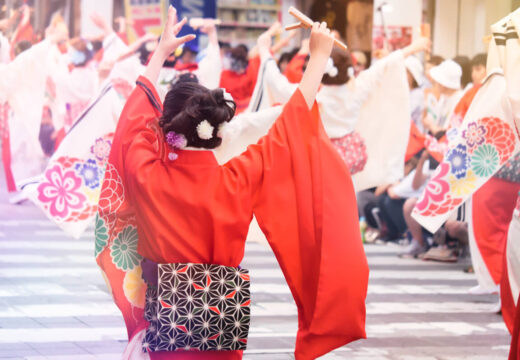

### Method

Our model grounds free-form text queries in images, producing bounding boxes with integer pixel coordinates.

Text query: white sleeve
[215,105,283,164]
[195,41,222,89]
[0,40,54,101]
[248,56,298,112]
[262,57,298,104]
[352,50,405,105]
[0,32,10,64]
[102,32,129,63]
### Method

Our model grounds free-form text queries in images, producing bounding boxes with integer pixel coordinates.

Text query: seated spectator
[362,150,437,246]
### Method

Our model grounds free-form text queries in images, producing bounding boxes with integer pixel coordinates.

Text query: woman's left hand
[157,6,196,58]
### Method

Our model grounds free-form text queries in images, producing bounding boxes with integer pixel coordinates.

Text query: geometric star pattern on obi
[143,263,250,352]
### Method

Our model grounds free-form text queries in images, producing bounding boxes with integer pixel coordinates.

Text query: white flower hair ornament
[325,57,338,77]
[196,120,215,140]
[222,88,234,102]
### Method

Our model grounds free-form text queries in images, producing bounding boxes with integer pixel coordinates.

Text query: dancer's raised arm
[143,6,195,84]
[298,22,334,109]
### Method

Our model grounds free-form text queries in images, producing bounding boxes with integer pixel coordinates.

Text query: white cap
[404,56,424,87]
[429,59,462,90]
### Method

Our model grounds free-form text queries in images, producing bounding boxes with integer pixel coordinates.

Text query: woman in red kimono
[96,7,369,360]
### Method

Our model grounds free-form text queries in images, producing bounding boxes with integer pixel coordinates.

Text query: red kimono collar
[169,148,218,166]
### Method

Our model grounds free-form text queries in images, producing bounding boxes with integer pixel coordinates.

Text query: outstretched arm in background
[143,6,195,85]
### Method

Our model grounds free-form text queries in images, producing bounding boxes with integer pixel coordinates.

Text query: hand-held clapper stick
[284,6,348,51]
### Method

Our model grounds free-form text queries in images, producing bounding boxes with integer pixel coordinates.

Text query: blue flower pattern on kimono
[75,159,102,189]
[446,144,470,179]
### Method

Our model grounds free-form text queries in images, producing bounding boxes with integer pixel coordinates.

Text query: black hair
[173,72,199,85]
[69,38,94,67]
[278,52,295,68]
[91,40,103,53]
[159,82,236,149]
[471,53,487,68]
[409,74,419,89]
[428,55,445,66]
[14,40,32,57]
[218,41,231,50]
[453,55,471,88]
[429,156,440,170]
[181,46,198,57]
[229,45,249,73]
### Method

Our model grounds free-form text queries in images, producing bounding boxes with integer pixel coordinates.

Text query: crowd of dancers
[1,2,520,359]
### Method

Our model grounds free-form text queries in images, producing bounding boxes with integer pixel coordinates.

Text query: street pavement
[0,196,511,359]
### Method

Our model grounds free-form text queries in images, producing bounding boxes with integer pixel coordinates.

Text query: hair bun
[160,82,237,150]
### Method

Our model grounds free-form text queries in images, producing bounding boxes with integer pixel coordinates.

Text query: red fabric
[219,56,261,114]
[502,258,517,333]
[284,54,306,84]
[0,102,16,192]
[53,128,66,151]
[174,62,198,72]
[99,75,368,359]
[472,178,520,284]
[92,48,104,63]
[509,295,520,360]
[449,84,481,129]
[405,122,426,162]
[10,20,35,59]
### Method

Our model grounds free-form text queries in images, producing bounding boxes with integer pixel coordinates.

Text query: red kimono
[219,56,261,113]
[96,75,369,359]
[284,54,307,84]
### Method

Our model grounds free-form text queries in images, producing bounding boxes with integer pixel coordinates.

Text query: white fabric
[0,40,61,186]
[410,87,425,132]
[352,53,410,191]
[424,91,463,130]
[20,84,125,238]
[0,32,10,64]
[503,8,520,135]
[195,41,222,90]
[122,329,150,360]
[248,50,411,191]
[506,204,520,306]
[405,55,424,87]
[20,35,140,238]
[392,161,433,199]
[216,105,282,164]
[412,70,520,233]
[53,65,99,107]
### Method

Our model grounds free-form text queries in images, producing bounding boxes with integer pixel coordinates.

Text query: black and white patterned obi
[143,263,251,352]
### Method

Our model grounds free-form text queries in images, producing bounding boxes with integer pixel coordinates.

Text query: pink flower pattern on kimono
[91,137,112,162]
[462,122,486,150]
[416,162,451,213]
[37,164,87,219]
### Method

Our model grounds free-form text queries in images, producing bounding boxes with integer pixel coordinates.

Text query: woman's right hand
[402,36,431,57]
[309,22,334,61]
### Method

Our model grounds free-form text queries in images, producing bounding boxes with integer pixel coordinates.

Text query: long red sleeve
[250,91,369,359]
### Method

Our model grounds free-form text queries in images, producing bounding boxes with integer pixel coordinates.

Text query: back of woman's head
[321,47,352,85]
[160,83,236,149]
[229,45,249,73]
